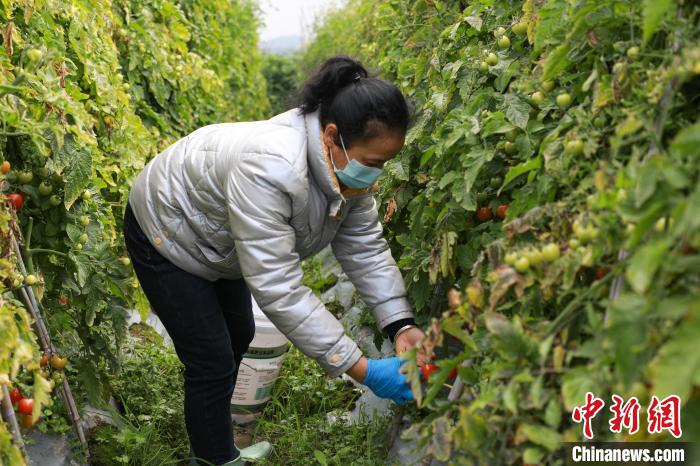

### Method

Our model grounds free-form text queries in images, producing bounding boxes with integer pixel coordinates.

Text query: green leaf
[606,294,649,387]
[643,0,674,45]
[481,112,513,138]
[519,423,562,452]
[313,450,328,466]
[561,369,597,411]
[63,147,93,209]
[69,252,91,288]
[386,156,410,181]
[503,94,530,130]
[625,238,671,293]
[670,122,700,157]
[500,156,541,193]
[542,42,571,81]
[523,447,546,464]
[464,15,482,31]
[648,311,700,400]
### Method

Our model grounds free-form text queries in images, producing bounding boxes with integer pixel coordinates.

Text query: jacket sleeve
[331,195,415,330]
[226,152,363,378]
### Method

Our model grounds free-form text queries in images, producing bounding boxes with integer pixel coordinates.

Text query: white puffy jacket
[128,108,414,377]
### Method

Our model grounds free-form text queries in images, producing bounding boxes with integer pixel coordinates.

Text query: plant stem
[545,272,615,337]
[26,248,68,258]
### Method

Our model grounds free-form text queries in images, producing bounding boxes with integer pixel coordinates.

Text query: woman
[123,55,426,466]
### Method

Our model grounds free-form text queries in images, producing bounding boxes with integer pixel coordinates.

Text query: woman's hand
[394,327,429,367]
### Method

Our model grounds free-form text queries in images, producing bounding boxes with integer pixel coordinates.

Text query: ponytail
[296,55,411,148]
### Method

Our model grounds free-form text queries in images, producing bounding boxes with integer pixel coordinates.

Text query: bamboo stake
[1,379,27,459]
[10,235,89,451]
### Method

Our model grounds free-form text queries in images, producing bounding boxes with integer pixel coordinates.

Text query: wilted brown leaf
[383,197,397,223]
[4,22,14,57]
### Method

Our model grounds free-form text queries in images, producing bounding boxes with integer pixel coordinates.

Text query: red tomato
[40,353,49,368]
[59,295,68,305]
[420,364,439,382]
[1,161,10,174]
[17,398,34,415]
[448,367,458,380]
[595,267,607,280]
[476,207,493,222]
[7,193,23,210]
[9,387,22,404]
[496,204,508,219]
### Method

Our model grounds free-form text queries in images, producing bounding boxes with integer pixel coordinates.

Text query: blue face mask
[330,133,384,189]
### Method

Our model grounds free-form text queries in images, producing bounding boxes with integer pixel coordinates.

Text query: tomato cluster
[6,386,36,428]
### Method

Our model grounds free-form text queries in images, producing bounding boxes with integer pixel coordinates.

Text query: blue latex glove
[361,357,414,405]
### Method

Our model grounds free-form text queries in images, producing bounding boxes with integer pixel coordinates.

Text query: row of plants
[303,0,700,463]
[1,0,268,462]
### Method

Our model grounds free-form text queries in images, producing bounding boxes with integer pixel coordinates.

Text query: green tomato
[531,91,545,105]
[654,217,668,232]
[490,176,503,189]
[36,167,49,178]
[51,172,63,184]
[485,53,498,66]
[568,238,580,249]
[497,36,510,50]
[505,252,518,266]
[479,61,489,72]
[49,195,61,206]
[82,190,92,201]
[541,80,555,92]
[512,21,528,36]
[524,249,543,266]
[515,257,530,272]
[75,243,83,251]
[556,93,572,108]
[627,46,640,61]
[494,26,507,37]
[565,139,584,154]
[25,274,38,285]
[542,243,560,261]
[504,141,518,155]
[26,48,43,62]
[505,129,518,142]
[38,182,53,196]
[17,171,33,184]
[80,216,90,227]
[79,233,89,243]
[119,257,131,266]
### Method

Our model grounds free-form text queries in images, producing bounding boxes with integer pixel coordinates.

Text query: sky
[258,0,343,42]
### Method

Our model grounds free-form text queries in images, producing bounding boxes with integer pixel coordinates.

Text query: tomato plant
[0,6,268,457]
[306,0,700,462]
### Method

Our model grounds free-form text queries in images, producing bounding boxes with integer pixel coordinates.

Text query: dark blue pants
[123,202,255,465]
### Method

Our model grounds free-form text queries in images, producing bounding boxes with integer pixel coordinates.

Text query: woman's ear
[322,123,338,149]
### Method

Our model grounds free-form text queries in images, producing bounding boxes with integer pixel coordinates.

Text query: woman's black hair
[296,55,412,148]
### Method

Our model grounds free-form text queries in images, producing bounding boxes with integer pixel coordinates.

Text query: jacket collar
[303,108,380,203]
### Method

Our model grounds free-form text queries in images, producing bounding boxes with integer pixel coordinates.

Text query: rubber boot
[188,452,242,466]
[188,442,271,465]
[236,441,273,462]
